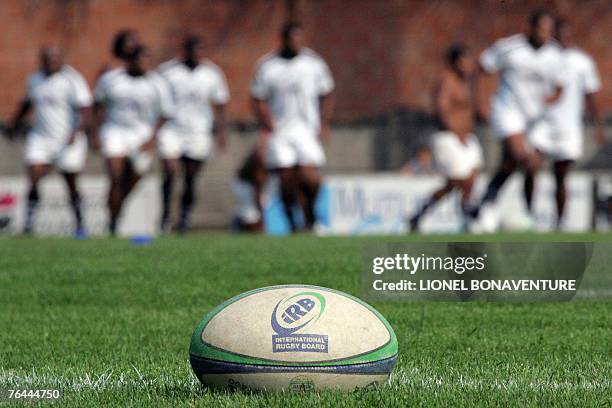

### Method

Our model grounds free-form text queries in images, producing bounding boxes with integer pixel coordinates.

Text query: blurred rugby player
[94,45,173,235]
[251,22,335,232]
[157,35,229,233]
[472,10,564,230]
[9,45,92,237]
[526,18,604,229]
[231,139,268,232]
[409,44,483,231]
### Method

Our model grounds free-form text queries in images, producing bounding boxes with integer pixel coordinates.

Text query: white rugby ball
[189,285,398,392]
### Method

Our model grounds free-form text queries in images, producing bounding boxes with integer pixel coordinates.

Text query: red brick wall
[1,0,610,123]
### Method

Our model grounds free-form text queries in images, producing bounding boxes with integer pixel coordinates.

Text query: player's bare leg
[458,170,478,214]
[61,172,85,237]
[553,160,573,229]
[175,157,203,233]
[297,165,321,231]
[476,134,538,211]
[24,164,50,234]
[120,160,141,201]
[523,149,542,214]
[409,182,454,231]
[523,170,535,213]
[106,157,127,235]
[278,167,299,232]
[410,170,477,232]
[160,158,179,231]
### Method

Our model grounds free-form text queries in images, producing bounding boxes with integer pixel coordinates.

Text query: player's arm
[142,75,173,152]
[141,116,168,152]
[67,106,93,145]
[7,98,32,139]
[67,72,94,145]
[90,101,106,150]
[585,92,605,145]
[251,97,274,133]
[476,42,503,121]
[252,152,268,215]
[472,66,489,122]
[141,80,172,152]
[435,77,464,137]
[545,55,565,105]
[92,74,110,150]
[319,91,335,142]
[584,58,605,145]
[434,79,450,125]
[544,86,563,105]
[317,60,335,142]
[213,103,228,151]
[250,63,274,132]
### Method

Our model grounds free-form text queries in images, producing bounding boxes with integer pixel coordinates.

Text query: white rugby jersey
[94,68,173,133]
[251,48,334,137]
[480,34,564,120]
[547,47,601,134]
[158,59,229,134]
[26,65,92,140]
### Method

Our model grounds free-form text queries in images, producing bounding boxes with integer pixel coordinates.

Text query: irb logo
[271,291,326,336]
[281,298,316,324]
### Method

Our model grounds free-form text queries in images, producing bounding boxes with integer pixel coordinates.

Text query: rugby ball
[189,285,398,391]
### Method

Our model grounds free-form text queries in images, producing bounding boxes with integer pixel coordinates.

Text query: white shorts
[489,103,530,139]
[232,178,261,224]
[528,120,582,161]
[99,124,154,174]
[157,127,213,161]
[431,131,483,179]
[266,132,325,169]
[24,132,87,173]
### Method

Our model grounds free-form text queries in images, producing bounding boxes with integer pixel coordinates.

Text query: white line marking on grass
[0,368,202,392]
[1,367,610,393]
[391,368,612,391]
[574,289,612,299]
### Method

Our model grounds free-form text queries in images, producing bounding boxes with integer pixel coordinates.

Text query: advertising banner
[264,172,593,235]
[0,175,159,237]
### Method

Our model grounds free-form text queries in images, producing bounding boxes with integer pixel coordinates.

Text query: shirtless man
[409,44,483,231]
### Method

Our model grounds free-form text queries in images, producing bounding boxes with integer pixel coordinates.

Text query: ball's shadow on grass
[175,381,389,401]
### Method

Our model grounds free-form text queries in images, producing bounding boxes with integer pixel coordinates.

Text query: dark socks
[410,197,436,229]
[281,190,298,232]
[109,218,117,236]
[483,170,512,204]
[24,187,39,233]
[177,182,195,232]
[524,174,534,213]
[70,193,83,230]
[301,183,320,229]
[161,175,174,229]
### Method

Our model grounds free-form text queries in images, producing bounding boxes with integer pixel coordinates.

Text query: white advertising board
[0,175,159,237]
[317,172,592,235]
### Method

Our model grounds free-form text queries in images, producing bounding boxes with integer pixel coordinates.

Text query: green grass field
[1,233,611,407]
